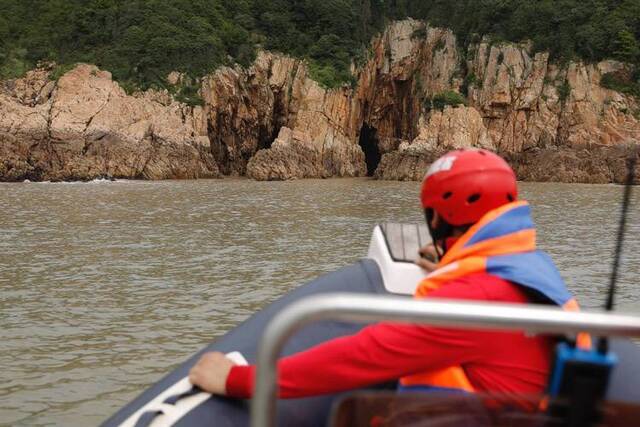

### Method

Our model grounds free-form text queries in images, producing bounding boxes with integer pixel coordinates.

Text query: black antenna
[597,148,637,354]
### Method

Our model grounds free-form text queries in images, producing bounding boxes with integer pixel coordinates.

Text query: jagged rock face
[201,55,281,176]
[203,51,364,179]
[373,29,640,183]
[505,145,640,184]
[354,20,460,148]
[247,22,638,183]
[465,40,640,153]
[1,19,639,183]
[0,66,56,107]
[0,65,218,181]
[246,126,365,180]
[411,107,494,151]
[208,20,462,181]
[374,106,495,180]
[374,148,447,181]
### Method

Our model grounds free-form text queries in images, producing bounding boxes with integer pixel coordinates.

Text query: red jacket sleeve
[226,275,507,399]
[226,321,484,398]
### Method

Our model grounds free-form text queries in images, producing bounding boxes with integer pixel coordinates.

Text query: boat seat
[367,223,431,295]
[379,223,431,263]
[329,391,640,427]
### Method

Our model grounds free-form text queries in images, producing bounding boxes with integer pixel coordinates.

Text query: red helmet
[420,149,518,226]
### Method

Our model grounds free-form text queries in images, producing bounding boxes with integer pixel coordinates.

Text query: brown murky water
[1,178,639,426]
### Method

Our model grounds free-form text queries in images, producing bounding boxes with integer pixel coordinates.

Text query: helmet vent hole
[442,191,453,200]
[467,193,481,204]
[507,193,514,202]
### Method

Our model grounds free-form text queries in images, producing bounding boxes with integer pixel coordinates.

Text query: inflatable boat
[102,224,640,427]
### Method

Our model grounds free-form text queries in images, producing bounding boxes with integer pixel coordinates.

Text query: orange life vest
[400,201,590,392]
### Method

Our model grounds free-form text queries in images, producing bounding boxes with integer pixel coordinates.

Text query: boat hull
[102,259,395,427]
[104,223,640,426]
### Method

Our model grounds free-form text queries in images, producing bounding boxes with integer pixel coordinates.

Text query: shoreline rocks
[1,65,218,182]
[1,19,639,183]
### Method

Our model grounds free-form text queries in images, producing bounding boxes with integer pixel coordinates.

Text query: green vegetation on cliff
[0,0,381,90]
[601,69,640,98]
[0,0,256,90]
[427,91,467,111]
[1,0,639,90]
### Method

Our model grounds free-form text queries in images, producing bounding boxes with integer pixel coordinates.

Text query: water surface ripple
[1,179,638,426]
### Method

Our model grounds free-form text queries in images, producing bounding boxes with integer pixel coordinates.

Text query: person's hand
[189,352,236,395]
[415,243,438,272]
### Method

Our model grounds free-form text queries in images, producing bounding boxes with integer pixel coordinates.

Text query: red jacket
[226,272,554,398]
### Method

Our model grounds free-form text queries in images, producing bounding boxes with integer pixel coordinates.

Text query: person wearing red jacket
[189,149,583,399]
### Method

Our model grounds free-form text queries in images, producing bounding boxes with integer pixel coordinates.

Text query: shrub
[600,70,640,99]
[50,63,76,81]
[411,26,428,40]
[427,90,466,111]
[557,80,572,103]
[461,72,480,96]
[0,48,29,79]
[118,80,138,96]
[174,82,204,107]
[307,59,354,89]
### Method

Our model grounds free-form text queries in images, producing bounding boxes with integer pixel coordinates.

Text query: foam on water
[28,178,124,185]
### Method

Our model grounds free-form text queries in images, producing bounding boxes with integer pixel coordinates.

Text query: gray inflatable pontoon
[102,224,640,427]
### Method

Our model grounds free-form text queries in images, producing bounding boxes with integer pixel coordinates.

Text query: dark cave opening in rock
[257,124,274,151]
[358,123,382,176]
[257,96,287,152]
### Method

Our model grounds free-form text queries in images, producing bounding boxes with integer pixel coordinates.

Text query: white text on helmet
[425,156,457,178]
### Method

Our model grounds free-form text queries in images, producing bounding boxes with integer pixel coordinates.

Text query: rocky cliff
[202,52,364,179]
[1,19,639,182]
[369,20,640,183]
[0,64,218,181]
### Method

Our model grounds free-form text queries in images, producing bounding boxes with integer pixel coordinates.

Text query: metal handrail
[250,293,640,427]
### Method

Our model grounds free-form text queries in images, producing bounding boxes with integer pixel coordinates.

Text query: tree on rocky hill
[0,0,638,90]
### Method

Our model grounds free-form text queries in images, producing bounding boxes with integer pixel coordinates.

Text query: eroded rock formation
[204,19,640,183]
[1,64,217,181]
[374,107,494,180]
[202,52,363,179]
[245,126,364,180]
[371,27,640,183]
[1,19,639,183]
